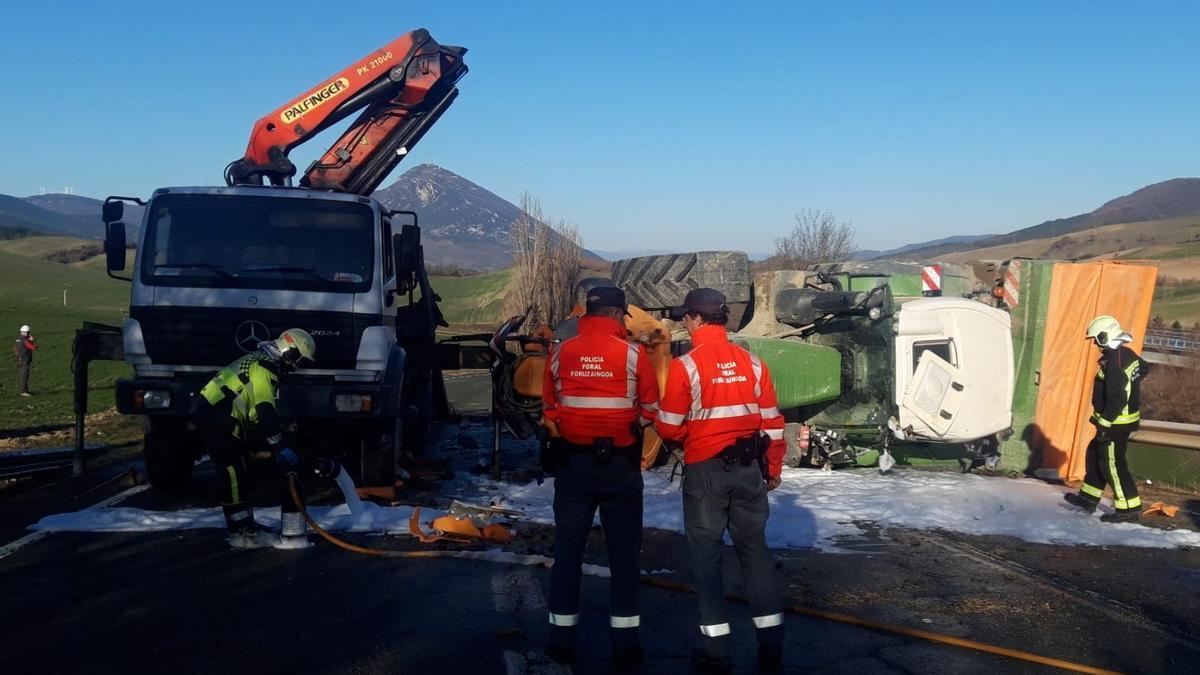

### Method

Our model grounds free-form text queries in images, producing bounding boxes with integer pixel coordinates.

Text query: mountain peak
[372,163,600,270]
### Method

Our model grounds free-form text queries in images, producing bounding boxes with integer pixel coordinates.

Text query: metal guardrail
[1131,420,1200,451]
[0,446,118,480]
[1143,329,1200,354]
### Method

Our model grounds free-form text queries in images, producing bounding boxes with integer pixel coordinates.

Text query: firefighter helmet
[271,328,317,367]
[1085,315,1122,346]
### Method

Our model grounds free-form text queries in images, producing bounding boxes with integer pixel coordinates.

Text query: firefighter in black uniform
[192,328,320,547]
[1064,315,1148,523]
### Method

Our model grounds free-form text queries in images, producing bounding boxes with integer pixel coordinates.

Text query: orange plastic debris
[408,506,514,544]
[356,487,398,502]
[1141,501,1180,518]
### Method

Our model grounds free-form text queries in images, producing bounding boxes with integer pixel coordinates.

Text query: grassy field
[0,250,131,431]
[1152,282,1200,326]
[0,235,94,257]
[430,269,512,326]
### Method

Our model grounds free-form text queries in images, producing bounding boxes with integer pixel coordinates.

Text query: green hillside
[0,251,130,430]
[430,269,512,326]
[0,235,94,257]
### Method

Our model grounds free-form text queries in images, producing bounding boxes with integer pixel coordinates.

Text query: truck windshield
[140,194,374,292]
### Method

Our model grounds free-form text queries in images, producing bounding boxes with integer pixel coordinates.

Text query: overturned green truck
[609,253,1015,470]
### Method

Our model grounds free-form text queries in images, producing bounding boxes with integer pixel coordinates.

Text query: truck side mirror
[102,200,124,224]
[106,222,127,272]
[393,226,421,292]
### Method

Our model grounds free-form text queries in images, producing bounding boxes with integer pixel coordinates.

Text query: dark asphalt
[2,372,1200,673]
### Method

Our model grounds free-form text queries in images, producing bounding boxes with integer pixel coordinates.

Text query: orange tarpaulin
[1032,261,1156,481]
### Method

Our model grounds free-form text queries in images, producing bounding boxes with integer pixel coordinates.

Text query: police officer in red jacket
[541,286,659,667]
[656,288,786,672]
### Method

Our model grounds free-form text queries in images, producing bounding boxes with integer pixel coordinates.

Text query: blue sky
[2,1,1197,251]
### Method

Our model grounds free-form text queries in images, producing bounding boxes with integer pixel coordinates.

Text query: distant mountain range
[875,178,1200,260]
[0,164,591,270]
[4,172,1200,270]
[0,193,142,241]
[373,163,602,270]
[856,234,999,261]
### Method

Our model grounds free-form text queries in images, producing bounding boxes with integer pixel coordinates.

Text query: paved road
[3,376,1200,673]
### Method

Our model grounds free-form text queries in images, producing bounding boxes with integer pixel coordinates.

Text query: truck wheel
[611,251,752,310]
[143,419,195,492]
[402,367,435,452]
[359,418,401,488]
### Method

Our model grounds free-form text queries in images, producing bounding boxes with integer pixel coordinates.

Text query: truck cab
[104,186,441,490]
[892,297,1014,443]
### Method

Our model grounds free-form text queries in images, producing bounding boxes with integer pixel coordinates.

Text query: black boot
[1101,509,1141,524]
[613,644,644,668]
[543,644,575,665]
[690,648,731,674]
[757,643,784,671]
[223,504,275,549]
[1063,492,1100,512]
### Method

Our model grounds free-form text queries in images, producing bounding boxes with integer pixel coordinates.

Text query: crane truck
[101,29,468,491]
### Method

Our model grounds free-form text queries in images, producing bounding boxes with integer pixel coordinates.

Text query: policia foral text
[1064,315,1149,523]
[541,287,660,667]
[656,288,787,672]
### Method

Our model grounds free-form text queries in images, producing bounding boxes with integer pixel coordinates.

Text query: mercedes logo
[235,320,271,353]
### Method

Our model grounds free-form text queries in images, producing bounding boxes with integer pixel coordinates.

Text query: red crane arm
[226,29,467,193]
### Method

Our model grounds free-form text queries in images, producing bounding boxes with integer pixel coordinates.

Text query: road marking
[0,484,149,561]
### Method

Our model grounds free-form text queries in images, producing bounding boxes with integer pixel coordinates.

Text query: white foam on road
[486,467,1200,552]
[28,469,1200,553]
[32,501,421,535]
[334,467,366,516]
[2,485,150,561]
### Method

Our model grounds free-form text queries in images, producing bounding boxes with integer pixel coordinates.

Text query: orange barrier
[1032,261,1156,480]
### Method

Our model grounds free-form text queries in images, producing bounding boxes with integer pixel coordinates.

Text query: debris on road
[1142,501,1180,518]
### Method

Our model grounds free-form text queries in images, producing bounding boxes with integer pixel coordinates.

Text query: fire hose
[287,476,1120,675]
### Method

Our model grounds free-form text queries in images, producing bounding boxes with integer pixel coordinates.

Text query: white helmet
[1085,315,1124,347]
[259,328,317,370]
[19,325,30,334]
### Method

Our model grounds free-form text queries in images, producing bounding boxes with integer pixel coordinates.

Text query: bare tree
[504,192,583,328]
[767,209,857,270]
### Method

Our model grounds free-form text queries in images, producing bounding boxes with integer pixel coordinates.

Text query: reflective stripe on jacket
[654,324,786,477]
[200,353,283,446]
[542,315,660,447]
[1092,344,1144,429]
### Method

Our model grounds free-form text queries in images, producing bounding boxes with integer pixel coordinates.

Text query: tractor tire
[143,419,195,493]
[611,251,751,310]
[574,276,614,306]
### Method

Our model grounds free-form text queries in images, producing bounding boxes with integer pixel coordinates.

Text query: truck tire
[143,419,195,492]
[359,417,401,488]
[611,251,751,310]
[402,366,435,452]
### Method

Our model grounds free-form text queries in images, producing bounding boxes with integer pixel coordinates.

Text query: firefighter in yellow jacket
[192,328,317,547]
[1064,316,1148,523]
